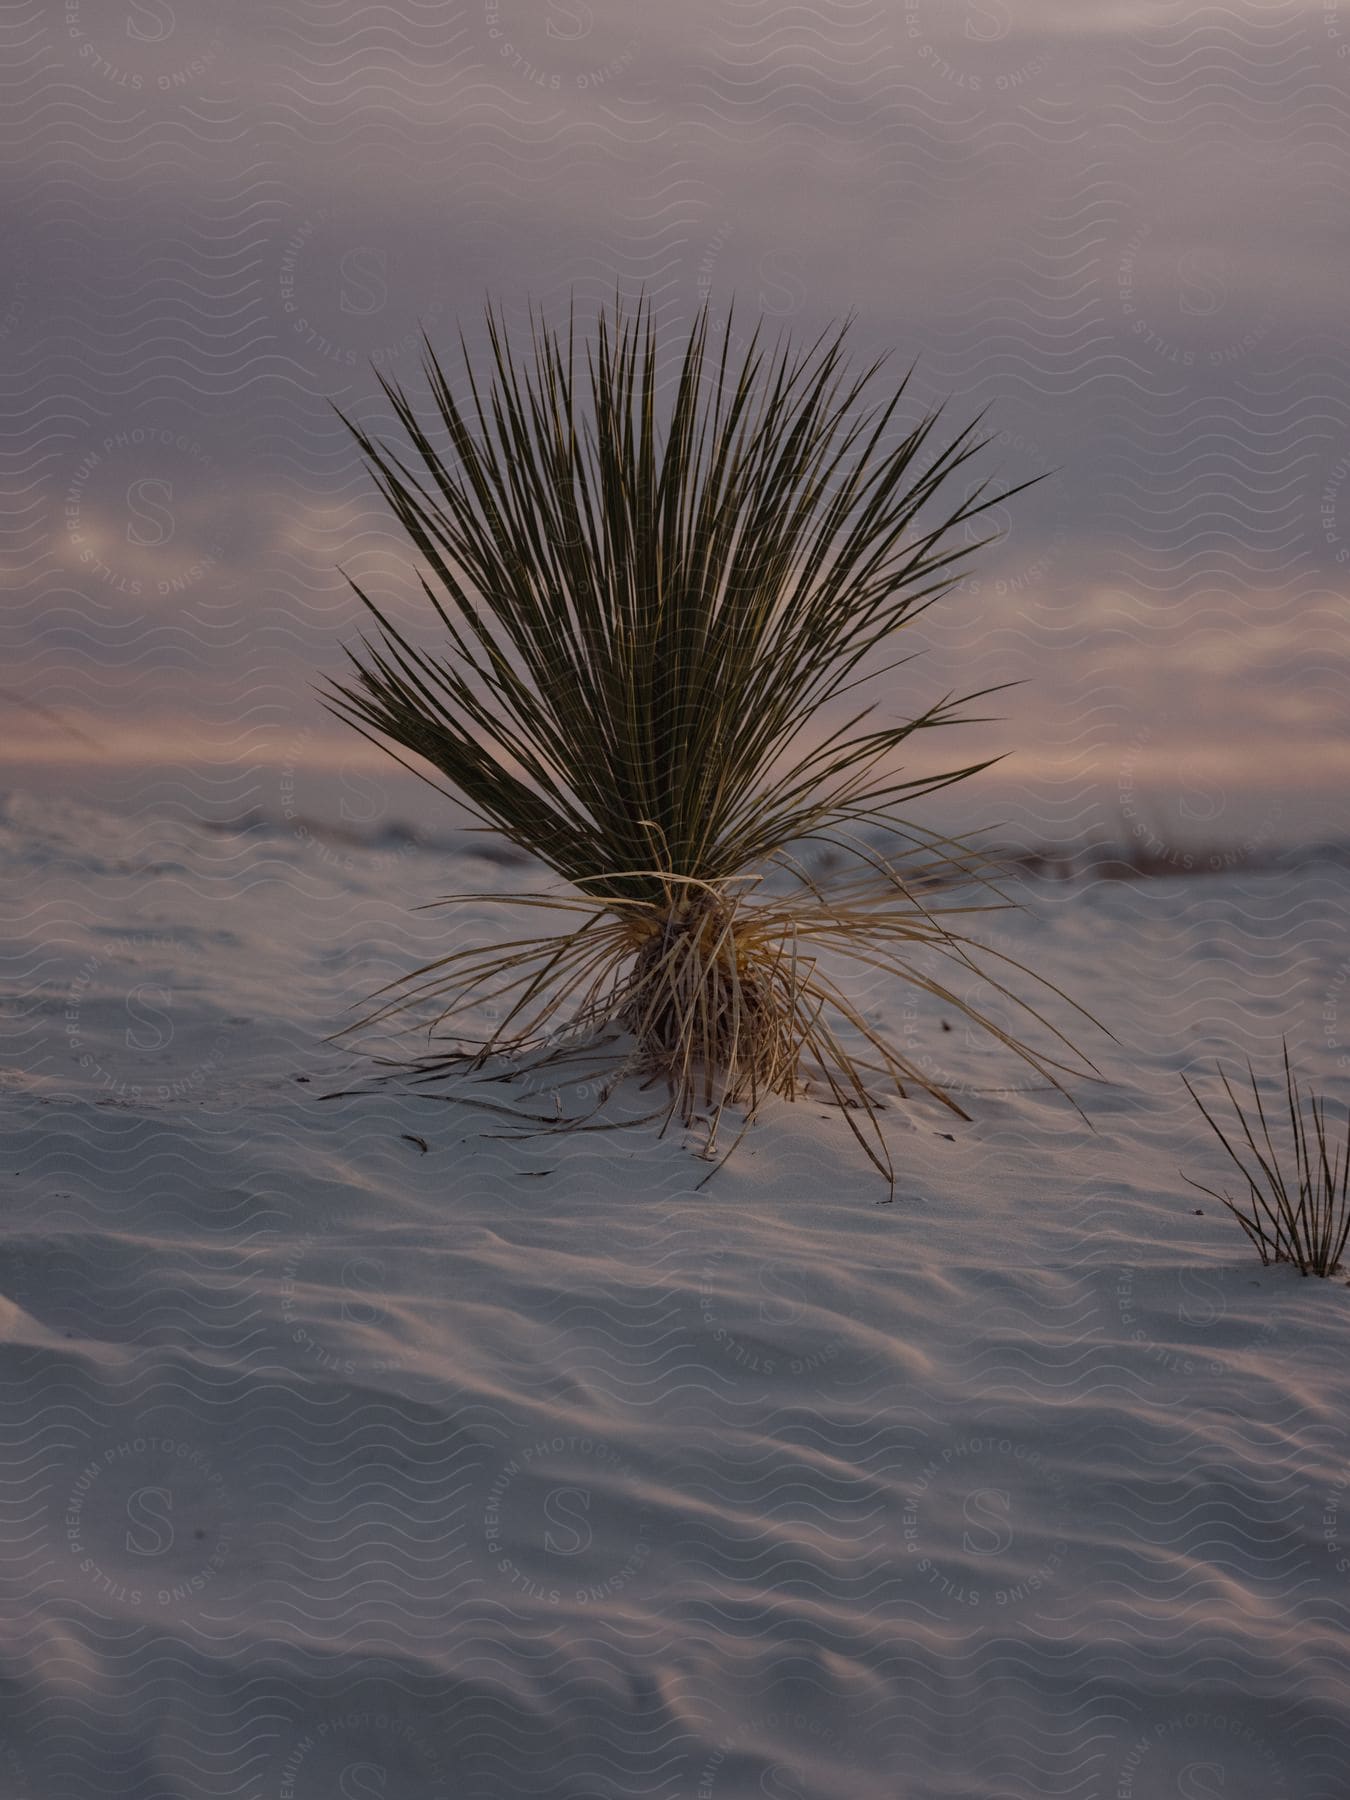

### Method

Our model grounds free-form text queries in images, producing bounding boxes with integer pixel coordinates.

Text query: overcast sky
[4,0,1349,850]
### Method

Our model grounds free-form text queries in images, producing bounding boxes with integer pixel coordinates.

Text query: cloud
[5,0,1350,844]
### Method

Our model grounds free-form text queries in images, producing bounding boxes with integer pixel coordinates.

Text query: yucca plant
[324,296,1098,1185]
[1183,1042,1350,1276]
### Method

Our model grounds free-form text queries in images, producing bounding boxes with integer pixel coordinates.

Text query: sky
[4,0,1350,853]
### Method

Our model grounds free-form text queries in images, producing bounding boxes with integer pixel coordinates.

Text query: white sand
[3,788,1349,1798]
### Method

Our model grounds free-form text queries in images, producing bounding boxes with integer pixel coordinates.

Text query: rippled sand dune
[3,792,1348,1798]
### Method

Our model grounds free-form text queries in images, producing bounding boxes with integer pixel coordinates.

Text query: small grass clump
[325,295,1099,1186]
[1183,1042,1350,1277]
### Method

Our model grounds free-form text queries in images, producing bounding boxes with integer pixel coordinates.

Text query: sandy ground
[3,788,1350,1799]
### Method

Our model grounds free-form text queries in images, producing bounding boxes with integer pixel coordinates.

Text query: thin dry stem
[1183,1041,1350,1276]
